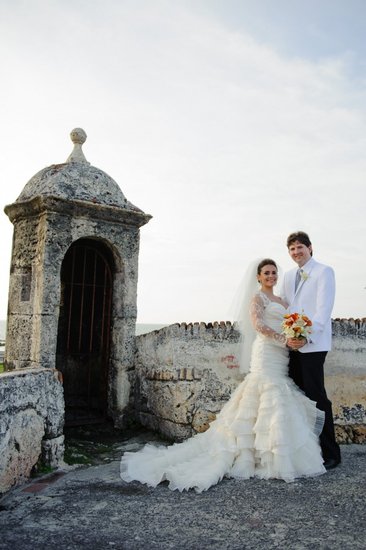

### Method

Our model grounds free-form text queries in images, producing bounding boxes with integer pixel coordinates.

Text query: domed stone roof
[16,128,138,210]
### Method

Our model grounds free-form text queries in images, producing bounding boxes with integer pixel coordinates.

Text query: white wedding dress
[120,292,326,492]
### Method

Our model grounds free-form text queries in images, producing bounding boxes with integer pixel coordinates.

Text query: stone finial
[66,128,89,164]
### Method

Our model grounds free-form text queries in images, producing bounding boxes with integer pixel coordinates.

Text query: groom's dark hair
[287,231,312,250]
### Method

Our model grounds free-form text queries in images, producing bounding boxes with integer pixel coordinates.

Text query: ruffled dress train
[120,300,326,492]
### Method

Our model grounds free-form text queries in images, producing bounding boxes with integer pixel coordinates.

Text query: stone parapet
[133,319,366,443]
[332,317,366,337]
[0,368,65,494]
[327,318,366,443]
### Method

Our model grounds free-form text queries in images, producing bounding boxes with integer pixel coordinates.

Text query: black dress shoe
[324,458,341,470]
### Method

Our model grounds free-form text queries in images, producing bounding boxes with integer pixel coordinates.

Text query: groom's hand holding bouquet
[282,312,312,350]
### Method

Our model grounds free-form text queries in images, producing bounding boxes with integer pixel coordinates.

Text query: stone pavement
[0,430,365,550]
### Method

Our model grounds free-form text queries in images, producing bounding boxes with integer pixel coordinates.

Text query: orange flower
[302,315,312,326]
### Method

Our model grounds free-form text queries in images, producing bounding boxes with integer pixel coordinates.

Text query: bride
[120,259,326,492]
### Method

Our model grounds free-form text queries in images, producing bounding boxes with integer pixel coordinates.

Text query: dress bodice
[262,299,287,333]
[249,292,289,376]
[251,291,287,337]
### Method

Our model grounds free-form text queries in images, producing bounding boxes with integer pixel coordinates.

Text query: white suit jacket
[281,258,335,353]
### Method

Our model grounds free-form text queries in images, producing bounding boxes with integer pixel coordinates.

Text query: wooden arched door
[56,239,113,425]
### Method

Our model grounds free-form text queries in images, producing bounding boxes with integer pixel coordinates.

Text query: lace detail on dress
[250,292,287,348]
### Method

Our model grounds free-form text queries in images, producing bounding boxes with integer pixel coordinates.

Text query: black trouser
[289,351,341,462]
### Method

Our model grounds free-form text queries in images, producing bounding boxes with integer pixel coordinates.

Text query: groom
[281,231,341,470]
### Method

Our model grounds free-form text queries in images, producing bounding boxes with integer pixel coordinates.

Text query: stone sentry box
[4,128,151,427]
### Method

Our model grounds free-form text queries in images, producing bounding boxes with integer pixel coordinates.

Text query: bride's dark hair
[257,258,277,275]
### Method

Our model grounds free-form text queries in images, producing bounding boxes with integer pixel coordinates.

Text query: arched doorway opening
[56,238,114,425]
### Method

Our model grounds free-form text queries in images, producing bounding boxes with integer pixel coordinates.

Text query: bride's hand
[287,337,306,350]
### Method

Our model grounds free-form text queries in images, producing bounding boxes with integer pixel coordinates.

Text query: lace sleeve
[250,293,287,348]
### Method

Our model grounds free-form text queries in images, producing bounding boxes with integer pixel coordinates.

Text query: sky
[0,0,365,324]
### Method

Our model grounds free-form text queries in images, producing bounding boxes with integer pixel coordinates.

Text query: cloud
[0,0,365,322]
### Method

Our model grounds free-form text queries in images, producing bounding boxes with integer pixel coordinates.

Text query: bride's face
[258,265,278,289]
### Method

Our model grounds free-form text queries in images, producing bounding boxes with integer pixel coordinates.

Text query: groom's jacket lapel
[294,276,306,298]
[291,260,316,303]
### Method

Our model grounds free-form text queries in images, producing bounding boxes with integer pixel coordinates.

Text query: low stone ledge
[0,409,45,494]
[0,367,65,494]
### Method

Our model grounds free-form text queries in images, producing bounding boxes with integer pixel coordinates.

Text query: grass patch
[31,457,56,477]
[63,424,121,466]
[64,438,120,466]
[32,463,55,476]
[63,441,93,466]
[63,422,129,466]
[0,363,4,374]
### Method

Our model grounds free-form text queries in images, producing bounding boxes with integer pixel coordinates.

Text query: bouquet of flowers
[282,312,312,340]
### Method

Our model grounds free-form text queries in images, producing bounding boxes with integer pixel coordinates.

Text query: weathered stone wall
[133,319,366,443]
[0,368,65,494]
[133,322,242,440]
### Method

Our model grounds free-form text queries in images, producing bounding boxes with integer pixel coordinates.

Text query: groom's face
[288,240,312,267]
